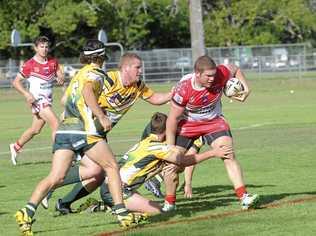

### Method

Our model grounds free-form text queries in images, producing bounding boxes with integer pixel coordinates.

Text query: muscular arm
[146,91,172,105]
[82,82,111,131]
[164,145,232,167]
[56,64,65,85]
[226,64,250,102]
[12,73,35,105]
[166,102,184,145]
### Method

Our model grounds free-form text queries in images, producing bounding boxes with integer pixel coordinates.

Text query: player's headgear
[82,39,106,57]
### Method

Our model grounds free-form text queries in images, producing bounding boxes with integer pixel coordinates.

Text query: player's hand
[162,163,179,175]
[212,145,233,159]
[231,88,250,102]
[56,76,64,85]
[184,184,193,198]
[25,93,36,106]
[98,116,112,131]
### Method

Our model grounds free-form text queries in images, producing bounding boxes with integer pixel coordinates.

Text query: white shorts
[31,96,52,114]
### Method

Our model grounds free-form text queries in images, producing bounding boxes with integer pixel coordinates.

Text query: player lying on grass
[141,123,206,199]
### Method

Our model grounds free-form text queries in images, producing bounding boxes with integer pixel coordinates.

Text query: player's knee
[47,175,64,188]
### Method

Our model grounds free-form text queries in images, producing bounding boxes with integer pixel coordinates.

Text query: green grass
[1,76,316,235]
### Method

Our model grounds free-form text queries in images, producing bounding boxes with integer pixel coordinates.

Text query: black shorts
[176,130,232,150]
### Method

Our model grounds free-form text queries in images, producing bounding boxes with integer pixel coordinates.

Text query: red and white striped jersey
[20,57,59,102]
[172,65,232,137]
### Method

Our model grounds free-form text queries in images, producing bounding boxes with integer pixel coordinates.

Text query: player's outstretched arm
[146,90,173,105]
[165,145,233,167]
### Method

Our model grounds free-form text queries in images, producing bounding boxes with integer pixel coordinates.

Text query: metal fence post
[142,60,146,82]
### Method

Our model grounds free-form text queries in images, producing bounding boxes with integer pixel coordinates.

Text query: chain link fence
[1,43,316,87]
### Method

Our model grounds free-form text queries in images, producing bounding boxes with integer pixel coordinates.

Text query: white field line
[0,123,271,156]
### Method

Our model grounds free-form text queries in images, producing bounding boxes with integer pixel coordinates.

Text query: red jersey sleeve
[20,59,33,78]
[171,80,190,106]
[216,65,232,87]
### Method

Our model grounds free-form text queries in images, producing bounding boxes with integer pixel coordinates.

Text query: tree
[203,0,316,47]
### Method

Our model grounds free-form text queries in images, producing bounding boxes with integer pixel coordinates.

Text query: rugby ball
[224,78,244,97]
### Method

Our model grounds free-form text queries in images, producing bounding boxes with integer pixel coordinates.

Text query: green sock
[62,165,80,186]
[25,202,37,218]
[61,182,90,206]
[99,182,114,207]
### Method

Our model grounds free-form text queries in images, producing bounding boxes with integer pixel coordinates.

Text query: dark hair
[80,39,106,65]
[150,112,167,134]
[118,52,142,69]
[34,36,50,46]
[194,55,216,73]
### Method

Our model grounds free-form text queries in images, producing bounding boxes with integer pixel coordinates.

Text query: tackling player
[14,40,140,236]
[97,112,232,214]
[42,52,173,213]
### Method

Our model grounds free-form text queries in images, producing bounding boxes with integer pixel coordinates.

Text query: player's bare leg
[162,162,181,212]
[10,115,45,165]
[38,106,59,141]
[85,140,135,227]
[212,136,259,209]
[15,149,74,235]
[79,155,103,179]
[125,193,161,214]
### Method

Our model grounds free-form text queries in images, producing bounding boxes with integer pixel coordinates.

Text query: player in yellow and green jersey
[14,40,139,236]
[40,53,172,215]
[96,112,232,214]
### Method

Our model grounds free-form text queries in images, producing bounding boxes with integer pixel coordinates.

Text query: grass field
[1,76,316,236]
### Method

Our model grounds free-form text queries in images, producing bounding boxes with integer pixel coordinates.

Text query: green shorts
[52,132,97,155]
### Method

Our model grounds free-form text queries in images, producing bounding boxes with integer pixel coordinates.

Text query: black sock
[61,182,90,206]
[25,202,37,218]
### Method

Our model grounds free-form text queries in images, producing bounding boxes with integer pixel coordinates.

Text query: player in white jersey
[9,36,64,165]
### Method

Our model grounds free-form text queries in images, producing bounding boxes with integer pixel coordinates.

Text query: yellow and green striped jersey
[98,70,154,127]
[59,64,106,138]
[119,134,174,189]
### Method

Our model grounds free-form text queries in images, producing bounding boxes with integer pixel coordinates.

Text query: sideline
[97,195,316,236]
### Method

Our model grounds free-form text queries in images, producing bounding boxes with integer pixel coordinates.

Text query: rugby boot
[241,193,260,210]
[15,208,34,236]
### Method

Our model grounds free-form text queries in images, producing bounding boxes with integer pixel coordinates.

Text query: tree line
[0,0,315,59]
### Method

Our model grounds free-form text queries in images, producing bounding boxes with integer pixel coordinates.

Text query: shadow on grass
[0,212,8,216]
[149,188,316,224]
[175,184,274,203]
[258,190,316,208]
[149,184,272,223]
[0,185,6,188]
[18,161,51,166]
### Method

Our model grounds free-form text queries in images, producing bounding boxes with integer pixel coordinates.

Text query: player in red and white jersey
[10,36,64,165]
[163,55,259,211]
